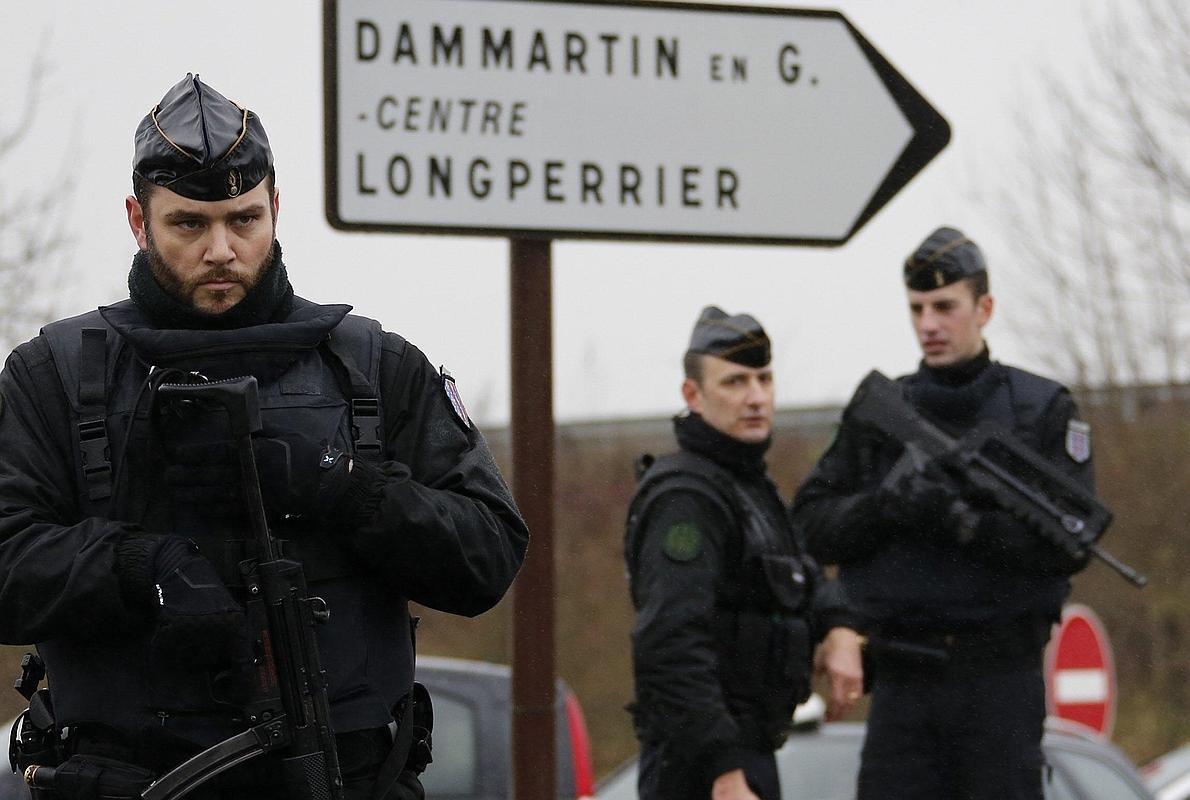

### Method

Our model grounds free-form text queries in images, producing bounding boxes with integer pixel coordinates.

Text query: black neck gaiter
[128,241,295,330]
[674,412,771,477]
[911,346,1001,425]
[921,345,992,387]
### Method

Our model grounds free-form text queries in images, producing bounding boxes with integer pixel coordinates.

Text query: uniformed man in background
[0,74,527,799]
[792,227,1095,800]
[626,306,863,800]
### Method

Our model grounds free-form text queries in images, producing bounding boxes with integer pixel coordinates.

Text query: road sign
[1045,604,1116,738]
[323,0,949,245]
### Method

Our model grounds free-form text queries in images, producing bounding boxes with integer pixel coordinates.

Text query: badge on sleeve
[663,522,703,562]
[1065,419,1091,463]
[440,367,471,428]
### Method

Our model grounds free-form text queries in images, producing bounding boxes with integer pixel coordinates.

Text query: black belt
[868,615,1050,672]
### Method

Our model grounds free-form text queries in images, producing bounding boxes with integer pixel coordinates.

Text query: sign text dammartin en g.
[324,0,950,244]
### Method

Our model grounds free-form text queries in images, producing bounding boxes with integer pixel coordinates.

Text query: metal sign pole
[509,237,556,800]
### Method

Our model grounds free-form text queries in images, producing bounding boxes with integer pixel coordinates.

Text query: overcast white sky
[0,0,1109,424]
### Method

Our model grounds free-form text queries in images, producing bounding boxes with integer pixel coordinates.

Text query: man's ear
[681,377,702,415]
[976,292,995,328]
[126,195,149,251]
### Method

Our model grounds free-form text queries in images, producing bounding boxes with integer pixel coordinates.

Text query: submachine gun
[143,375,344,799]
[17,376,344,799]
[849,370,1146,589]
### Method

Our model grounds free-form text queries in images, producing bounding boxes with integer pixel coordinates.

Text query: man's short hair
[962,271,990,299]
[683,351,705,384]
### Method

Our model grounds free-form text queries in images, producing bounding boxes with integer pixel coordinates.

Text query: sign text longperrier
[323,0,949,245]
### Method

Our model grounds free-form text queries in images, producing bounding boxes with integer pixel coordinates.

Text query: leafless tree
[0,43,76,353]
[990,0,1189,391]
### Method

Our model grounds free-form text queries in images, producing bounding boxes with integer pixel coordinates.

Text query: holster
[10,654,64,800]
[10,690,61,776]
[369,682,434,800]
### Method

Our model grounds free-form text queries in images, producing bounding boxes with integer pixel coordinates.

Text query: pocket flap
[759,554,808,613]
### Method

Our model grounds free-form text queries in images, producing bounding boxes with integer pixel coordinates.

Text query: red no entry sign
[1045,604,1116,737]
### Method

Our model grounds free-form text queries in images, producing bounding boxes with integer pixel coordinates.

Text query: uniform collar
[99,297,351,382]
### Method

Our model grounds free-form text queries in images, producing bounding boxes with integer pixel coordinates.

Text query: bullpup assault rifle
[848,370,1146,589]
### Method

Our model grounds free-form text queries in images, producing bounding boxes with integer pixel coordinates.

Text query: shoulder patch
[440,366,471,428]
[1065,419,1091,463]
[663,522,703,562]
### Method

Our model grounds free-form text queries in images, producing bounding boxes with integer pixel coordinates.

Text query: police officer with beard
[626,307,862,800]
[792,227,1096,800]
[0,75,528,799]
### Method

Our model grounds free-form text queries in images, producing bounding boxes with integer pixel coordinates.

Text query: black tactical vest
[35,298,410,747]
[843,363,1072,631]
[627,450,814,746]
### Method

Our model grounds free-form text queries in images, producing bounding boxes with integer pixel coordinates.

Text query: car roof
[596,715,1155,796]
[417,654,513,680]
[1142,743,1190,793]
[416,654,576,695]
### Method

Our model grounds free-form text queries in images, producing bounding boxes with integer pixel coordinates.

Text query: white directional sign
[323,0,949,245]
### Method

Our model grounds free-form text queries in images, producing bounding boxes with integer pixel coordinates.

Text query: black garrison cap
[686,306,771,368]
[133,74,272,201]
[903,226,987,291]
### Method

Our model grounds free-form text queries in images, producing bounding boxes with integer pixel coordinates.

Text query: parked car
[1143,743,1190,800]
[415,655,595,799]
[597,702,1154,800]
[2,655,595,800]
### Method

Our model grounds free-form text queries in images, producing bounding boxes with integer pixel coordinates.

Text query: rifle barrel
[1089,544,1148,588]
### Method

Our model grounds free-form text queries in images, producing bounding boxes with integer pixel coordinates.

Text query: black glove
[879,459,969,539]
[164,436,353,522]
[117,534,254,699]
[254,434,354,521]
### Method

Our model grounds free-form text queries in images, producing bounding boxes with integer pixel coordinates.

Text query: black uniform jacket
[792,354,1093,632]
[626,414,854,782]
[0,297,528,744]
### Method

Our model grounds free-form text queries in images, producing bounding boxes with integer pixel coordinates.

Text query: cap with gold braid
[133,74,272,201]
[685,305,771,368]
[903,226,987,291]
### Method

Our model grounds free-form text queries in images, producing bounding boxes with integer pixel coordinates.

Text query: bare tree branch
[0,37,77,352]
[987,1,1189,390]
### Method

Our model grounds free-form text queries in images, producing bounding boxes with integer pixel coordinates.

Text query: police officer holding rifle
[792,227,1123,800]
[0,74,527,799]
